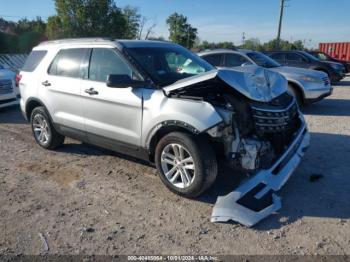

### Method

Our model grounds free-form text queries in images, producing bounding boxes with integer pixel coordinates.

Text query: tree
[166,13,197,48]
[46,16,64,40]
[122,6,141,39]
[195,40,236,51]
[241,38,261,50]
[52,0,128,38]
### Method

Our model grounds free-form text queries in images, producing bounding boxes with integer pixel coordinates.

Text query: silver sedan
[199,49,333,105]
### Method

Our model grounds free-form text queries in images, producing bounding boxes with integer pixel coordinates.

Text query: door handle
[85,88,99,95]
[42,80,51,87]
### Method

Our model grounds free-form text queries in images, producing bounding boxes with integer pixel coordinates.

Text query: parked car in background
[0,65,18,109]
[198,49,332,105]
[265,50,346,84]
[308,51,350,73]
[18,39,310,226]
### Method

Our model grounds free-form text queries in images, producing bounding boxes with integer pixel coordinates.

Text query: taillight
[15,73,22,87]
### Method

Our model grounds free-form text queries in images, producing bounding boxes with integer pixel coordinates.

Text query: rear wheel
[30,106,64,149]
[155,132,217,198]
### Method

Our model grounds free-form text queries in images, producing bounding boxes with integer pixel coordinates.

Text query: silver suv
[19,39,309,206]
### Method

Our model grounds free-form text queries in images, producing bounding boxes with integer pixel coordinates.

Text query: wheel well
[148,125,209,163]
[288,82,304,102]
[25,100,43,120]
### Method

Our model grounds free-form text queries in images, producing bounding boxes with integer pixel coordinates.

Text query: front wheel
[155,132,217,198]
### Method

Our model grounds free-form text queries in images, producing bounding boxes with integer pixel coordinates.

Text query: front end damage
[164,66,310,227]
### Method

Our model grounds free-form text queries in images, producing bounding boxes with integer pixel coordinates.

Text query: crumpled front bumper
[211,119,310,227]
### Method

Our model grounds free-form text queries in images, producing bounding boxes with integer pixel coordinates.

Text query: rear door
[40,48,90,132]
[81,48,143,148]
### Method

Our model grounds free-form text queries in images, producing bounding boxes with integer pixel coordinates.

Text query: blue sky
[1,0,349,47]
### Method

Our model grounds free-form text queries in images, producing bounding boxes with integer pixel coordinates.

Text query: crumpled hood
[271,66,328,79]
[163,66,287,102]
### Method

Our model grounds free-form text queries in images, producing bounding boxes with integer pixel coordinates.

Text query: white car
[0,65,18,109]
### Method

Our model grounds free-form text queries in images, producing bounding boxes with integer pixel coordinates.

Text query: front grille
[322,77,330,86]
[0,79,13,95]
[251,99,298,133]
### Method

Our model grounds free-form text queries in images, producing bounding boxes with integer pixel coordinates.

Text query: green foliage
[240,38,307,51]
[15,17,46,35]
[122,6,141,39]
[53,0,127,38]
[166,13,198,49]
[196,40,236,50]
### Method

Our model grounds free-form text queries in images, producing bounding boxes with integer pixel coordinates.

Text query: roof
[37,38,178,50]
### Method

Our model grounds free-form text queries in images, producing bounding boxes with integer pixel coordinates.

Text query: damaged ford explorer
[20,39,310,226]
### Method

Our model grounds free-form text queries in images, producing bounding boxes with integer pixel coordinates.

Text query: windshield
[246,52,281,68]
[126,46,214,87]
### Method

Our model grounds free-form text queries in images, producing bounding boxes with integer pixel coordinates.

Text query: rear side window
[49,48,89,78]
[202,54,223,67]
[22,50,47,72]
[270,53,285,62]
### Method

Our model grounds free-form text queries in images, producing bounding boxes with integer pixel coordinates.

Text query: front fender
[142,89,223,148]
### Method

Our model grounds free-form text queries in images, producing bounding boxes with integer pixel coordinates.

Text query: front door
[81,48,143,149]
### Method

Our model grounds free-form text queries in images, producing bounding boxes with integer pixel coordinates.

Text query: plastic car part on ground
[211,124,310,227]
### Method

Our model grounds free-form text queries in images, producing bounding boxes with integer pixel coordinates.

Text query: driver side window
[88,48,135,82]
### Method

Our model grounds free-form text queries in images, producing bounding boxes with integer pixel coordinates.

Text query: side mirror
[106,74,145,88]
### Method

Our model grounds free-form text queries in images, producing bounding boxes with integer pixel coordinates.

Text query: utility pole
[242,32,246,46]
[277,0,286,48]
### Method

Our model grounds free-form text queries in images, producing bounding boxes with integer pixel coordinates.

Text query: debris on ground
[38,233,49,254]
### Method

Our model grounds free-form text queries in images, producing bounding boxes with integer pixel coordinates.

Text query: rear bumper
[211,117,310,227]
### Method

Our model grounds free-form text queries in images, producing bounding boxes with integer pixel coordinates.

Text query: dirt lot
[1,77,350,256]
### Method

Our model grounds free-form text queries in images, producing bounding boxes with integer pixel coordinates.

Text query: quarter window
[88,48,134,82]
[48,48,89,78]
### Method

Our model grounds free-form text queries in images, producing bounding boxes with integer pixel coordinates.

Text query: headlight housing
[330,63,345,71]
[300,75,321,83]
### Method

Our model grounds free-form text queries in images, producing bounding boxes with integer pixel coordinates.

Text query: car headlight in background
[300,75,322,83]
[330,63,345,71]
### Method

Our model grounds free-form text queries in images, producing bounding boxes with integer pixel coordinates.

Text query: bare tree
[145,21,156,40]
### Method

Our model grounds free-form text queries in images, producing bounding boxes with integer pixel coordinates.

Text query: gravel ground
[0,77,349,256]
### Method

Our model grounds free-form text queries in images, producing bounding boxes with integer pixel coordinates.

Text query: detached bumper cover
[211,122,310,227]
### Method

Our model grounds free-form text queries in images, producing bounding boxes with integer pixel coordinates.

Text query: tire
[288,84,303,106]
[30,106,64,149]
[155,132,217,198]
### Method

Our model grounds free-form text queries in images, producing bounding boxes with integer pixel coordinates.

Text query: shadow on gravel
[302,98,350,116]
[0,105,26,124]
[336,80,350,86]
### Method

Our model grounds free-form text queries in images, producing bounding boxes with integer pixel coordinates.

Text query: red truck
[316,42,350,73]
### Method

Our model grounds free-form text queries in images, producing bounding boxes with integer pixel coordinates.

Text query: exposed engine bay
[163,66,309,226]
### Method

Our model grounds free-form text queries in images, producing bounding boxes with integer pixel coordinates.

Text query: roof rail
[39,37,114,46]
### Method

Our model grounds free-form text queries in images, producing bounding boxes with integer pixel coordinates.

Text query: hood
[324,61,344,67]
[163,66,287,103]
[271,66,328,78]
